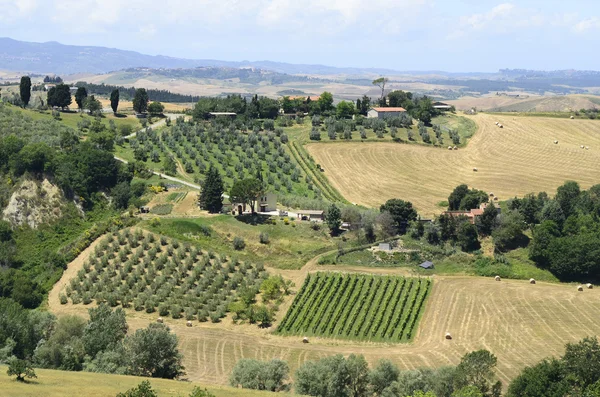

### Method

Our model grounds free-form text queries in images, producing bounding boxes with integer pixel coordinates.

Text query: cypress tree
[19,76,31,107]
[110,89,120,114]
[75,86,88,110]
[199,166,224,213]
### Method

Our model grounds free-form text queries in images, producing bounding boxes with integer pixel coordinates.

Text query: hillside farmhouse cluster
[443,201,501,224]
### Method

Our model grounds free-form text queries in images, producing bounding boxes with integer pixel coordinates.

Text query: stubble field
[307,113,600,215]
[50,236,600,388]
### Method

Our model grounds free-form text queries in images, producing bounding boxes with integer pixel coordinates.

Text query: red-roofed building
[443,202,501,224]
[367,107,407,119]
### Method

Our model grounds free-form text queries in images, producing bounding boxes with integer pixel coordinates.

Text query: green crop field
[123,121,320,198]
[276,273,431,342]
[60,229,268,322]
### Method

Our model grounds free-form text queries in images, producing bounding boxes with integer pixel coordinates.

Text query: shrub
[233,237,246,251]
[7,359,37,382]
[159,304,170,316]
[259,232,269,245]
[59,294,68,304]
[171,305,182,319]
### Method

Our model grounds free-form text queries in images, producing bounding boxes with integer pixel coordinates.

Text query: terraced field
[307,113,600,215]
[277,273,431,342]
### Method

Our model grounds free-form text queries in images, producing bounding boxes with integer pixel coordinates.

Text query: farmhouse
[258,193,277,212]
[296,210,324,221]
[443,202,501,224]
[432,101,452,110]
[367,107,407,119]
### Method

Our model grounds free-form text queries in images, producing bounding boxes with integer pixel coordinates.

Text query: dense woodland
[75,82,201,103]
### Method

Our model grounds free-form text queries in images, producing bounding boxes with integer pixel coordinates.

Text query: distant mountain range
[0,37,489,77]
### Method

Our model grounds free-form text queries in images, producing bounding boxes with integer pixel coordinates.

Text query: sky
[0,0,599,72]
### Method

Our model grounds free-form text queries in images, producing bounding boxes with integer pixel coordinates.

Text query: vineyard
[276,273,431,342]
[60,229,268,323]
[127,120,324,198]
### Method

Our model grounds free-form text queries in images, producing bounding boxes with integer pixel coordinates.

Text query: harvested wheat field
[50,247,600,388]
[307,113,600,215]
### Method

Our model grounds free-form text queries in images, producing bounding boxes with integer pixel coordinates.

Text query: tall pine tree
[199,166,224,213]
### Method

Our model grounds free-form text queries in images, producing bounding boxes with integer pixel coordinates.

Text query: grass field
[0,365,281,397]
[307,113,600,215]
[276,273,431,342]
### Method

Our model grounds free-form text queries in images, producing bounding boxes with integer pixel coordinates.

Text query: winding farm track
[51,238,600,387]
[307,114,600,215]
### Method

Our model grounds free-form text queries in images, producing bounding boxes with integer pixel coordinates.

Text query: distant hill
[0,37,483,77]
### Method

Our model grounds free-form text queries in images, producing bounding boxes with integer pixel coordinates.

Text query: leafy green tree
[458,222,480,252]
[229,178,264,213]
[414,97,435,125]
[189,387,216,397]
[156,157,174,178]
[346,354,370,397]
[317,92,334,114]
[454,350,501,397]
[147,101,164,116]
[541,200,565,228]
[116,380,158,397]
[562,337,600,390]
[84,95,102,114]
[123,323,185,379]
[111,182,132,209]
[7,358,36,382]
[448,185,470,211]
[327,204,342,235]
[83,304,128,358]
[336,101,355,119]
[369,359,400,396]
[477,202,498,236]
[359,95,371,115]
[33,315,86,371]
[555,180,581,219]
[199,165,224,213]
[295,354,350,397]
[75,87,88,110]
[507,358,569,397]
[229,358,290,392]
[528,220,561,268]
[492,210,528,252]
[47,84,72,110]
[19,76,31,107]
[110,89,120,114]
[133,88,149,114]
[453,385,484,397]
[380,199,418,234]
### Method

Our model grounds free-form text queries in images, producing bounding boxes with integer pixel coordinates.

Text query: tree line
[75,82,200,103]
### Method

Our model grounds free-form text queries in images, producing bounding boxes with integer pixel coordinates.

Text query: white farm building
[367,107,407,119]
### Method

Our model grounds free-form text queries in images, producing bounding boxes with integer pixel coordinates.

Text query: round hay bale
[587,283,593,289]
[445,332,452,340]
[186,320,192,327]
[448,146,453,150]
[570,115,575,119]
[495,275,501,281]
[493,197,499,201]
[554,140,558,144]
[473,167,478,172]
[530,278,536,284]
[586,146,590,150]
[453,146,458,150]
[495,122,499,125]
[302,337,309,344]
[489,192,494,197]
[581,145,585,149]
[499,124,503,128]
[157,317,163,323]
[578,286,584,292]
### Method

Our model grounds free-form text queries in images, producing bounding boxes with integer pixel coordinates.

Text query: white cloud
[573,17,600,32]
[0,0,38,22]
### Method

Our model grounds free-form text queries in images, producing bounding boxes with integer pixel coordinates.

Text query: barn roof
[371,107,407,112]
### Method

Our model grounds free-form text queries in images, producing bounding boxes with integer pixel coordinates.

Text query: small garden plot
[276,273,431,342]
[62,229,269,323]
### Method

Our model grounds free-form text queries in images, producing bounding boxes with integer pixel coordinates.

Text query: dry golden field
[307,113,600,215]
[50,236,600,388]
